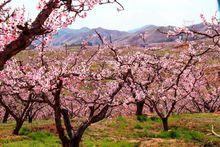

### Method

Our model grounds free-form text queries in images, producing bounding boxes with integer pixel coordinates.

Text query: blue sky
[13,0,218,31]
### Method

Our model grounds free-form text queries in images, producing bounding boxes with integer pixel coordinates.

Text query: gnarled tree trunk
[2,109,9,123]
[13,120,23,135]
[136,100,145,116]
[28,115,33,123]
[162,117,169,131]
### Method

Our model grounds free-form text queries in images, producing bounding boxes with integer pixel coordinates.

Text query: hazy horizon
[59,23,203,32]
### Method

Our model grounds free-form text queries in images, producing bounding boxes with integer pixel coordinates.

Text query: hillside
[52,27,129,46]
[51,23,207,47]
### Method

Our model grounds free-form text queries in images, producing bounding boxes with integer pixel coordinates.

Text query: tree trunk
[136,100,145,116]
[0,1,59,70]
[61,141,70,147]
[162,117,169,131]
[2,110,9,123]
[54,108,70,146]
[149,106,154,113]
[28,116,33,123]
[69,136,81,147]
[60,136,81,147]
[27,109,33,123]
[13,120,23,135]
[53,81,70,146]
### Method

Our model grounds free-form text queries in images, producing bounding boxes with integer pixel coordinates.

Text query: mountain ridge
[52,23,205,47]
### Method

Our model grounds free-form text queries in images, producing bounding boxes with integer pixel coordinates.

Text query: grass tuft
[136,115,148,122]
[134,124,143,130]
[19,127,31,135]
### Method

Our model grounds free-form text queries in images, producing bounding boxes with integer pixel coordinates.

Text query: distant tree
[186,72,220,113]
[0,59,44,134]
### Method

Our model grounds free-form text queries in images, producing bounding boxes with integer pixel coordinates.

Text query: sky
[12,0,218,31]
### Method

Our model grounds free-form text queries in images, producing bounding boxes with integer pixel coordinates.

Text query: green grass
[1,125,60,146]
[84,138,138,147]
[3,140,60,147]
[134,124,143,130]
[19,127,31,135]
[136,115,148,122]
[0,113,220,146]
[155,128,204,141]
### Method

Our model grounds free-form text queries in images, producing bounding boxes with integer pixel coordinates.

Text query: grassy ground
[0,113,220,147]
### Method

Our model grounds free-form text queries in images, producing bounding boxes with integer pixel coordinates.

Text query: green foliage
[134,124,143,130]
[136,115,148,122]
[116,116,127,122]
[19,127,31,135]
[149,116,160,122]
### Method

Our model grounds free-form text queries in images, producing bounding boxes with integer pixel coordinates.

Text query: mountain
[52,27,90,46]
[118,25,176,46]
[52,27,129,46]
[51,23,207,47]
